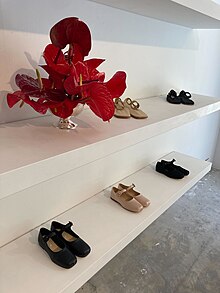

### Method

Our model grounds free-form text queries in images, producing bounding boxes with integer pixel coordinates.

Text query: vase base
[57,117,77,130]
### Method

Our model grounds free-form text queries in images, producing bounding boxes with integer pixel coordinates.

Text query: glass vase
[57,104,84,130]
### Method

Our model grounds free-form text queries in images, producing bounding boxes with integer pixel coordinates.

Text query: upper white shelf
[0,93,220,201]
[89,0,220,28]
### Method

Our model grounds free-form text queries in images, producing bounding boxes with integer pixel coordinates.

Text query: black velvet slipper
[156,160,185,179]
[179,90,194,105]
[51,221,91,257]
[161,159,189,176]
[167,90,181,104]
[38,227,77,269]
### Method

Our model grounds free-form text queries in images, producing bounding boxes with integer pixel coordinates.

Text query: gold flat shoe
[124,97,148,119]
[114,98,130,118]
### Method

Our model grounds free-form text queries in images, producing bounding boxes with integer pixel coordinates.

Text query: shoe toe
[54,248,77,269]
[68,238,91,257]
[126,199,143,213]
[142,198,151,207]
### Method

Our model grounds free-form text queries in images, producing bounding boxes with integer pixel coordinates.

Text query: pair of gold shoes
[114,98,148,119]
[111,183,150,213]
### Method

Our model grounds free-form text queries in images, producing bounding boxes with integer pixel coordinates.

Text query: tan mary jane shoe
[118,183,150,207]
[111,186,143,213]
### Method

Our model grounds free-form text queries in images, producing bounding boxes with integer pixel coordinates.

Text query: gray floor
[77,169,220,293]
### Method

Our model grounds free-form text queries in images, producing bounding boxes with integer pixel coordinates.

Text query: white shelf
[89,0,220,28]
[0,94,220,201]
[0,151,211,293]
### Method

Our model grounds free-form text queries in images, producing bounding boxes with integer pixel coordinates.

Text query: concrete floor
[77,169,220,293]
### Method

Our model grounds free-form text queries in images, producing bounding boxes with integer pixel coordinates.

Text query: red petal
[50,17,91,57]
[84,59,105,81]
[41,65,65,89]
[75,61,89,81]
[96,72,105,82]
[43,44,70,75]
[26,99,48,114]
[91,70,105,82]
[64,75,79,95]
[41,78,53,90]
[49,99,79,118]
[83,83,114,121]
[72,43,84,63]
[105,71,127,99]
[7,91,24,107]
[84,59,105,71]
[16,74,39,94]
[7,90,48,114]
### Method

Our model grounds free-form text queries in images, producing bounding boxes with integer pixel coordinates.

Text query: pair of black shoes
[167,90,194,105]
[38,221,91,269]
[156,159,189,179]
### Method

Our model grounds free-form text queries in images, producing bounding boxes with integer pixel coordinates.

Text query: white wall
[213,131,220,169]
[0,0,220,166]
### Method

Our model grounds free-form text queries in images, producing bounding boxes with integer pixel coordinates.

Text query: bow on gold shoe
[124,98,148,119]
[118,183,150,207]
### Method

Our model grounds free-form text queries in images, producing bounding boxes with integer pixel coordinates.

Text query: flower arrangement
[7,17,127,122]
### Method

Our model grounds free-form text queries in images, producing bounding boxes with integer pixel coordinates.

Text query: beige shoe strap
[125,98,140,109]
[131,100,140,109]
[126,183,135,191]
[117,188,127,196]
[114,98,124,110]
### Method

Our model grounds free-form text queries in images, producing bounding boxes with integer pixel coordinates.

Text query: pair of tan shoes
[114,98,148,119]
[111,183,150,213]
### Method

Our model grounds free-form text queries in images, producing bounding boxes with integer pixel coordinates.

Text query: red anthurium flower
[7,91,48,114]
[43,44,70,75]
[84,59,105,81]
[40,65,65,90]
[105,71,127,99]
[81,83,115,121]
[49,98,79,119]
[50,17,91,58]
[7,74,72,117]
[64,70,127,121]
[6,17,127,122]
[13,74,67,101]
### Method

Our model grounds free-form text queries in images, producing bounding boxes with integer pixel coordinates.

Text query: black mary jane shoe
[38,227,77,269]
[51,221,91,257]
[167,90,181,104]
[156,160,185,179]
[161,159,189,176]
[179,90,194,105]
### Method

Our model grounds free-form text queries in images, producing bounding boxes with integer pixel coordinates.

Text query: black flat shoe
[51,221,91,257]
[179,90,194,105]
[38,227,77,269]
[161,159,189,176]
[167,90,181,104]
[156,161,185,179]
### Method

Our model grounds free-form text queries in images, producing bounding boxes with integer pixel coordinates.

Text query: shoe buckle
[130,100,139,110]
[114,98,124,110]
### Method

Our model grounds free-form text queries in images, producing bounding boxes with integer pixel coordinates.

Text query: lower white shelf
[0,151,211,293]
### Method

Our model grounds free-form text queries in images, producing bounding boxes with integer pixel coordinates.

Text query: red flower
[64,70,126,121]
[7,17,127,122]
[50,17,91,59]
